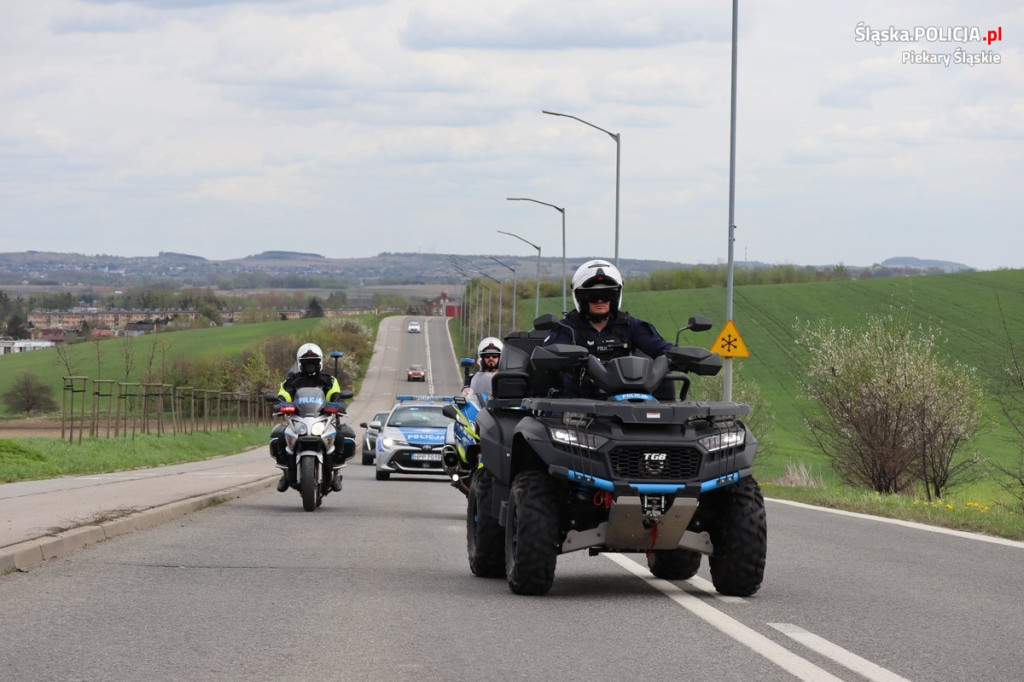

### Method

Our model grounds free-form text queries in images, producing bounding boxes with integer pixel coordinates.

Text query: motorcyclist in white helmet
[461,336,503,402]
[542,259,672,397]
[270,343,354,492]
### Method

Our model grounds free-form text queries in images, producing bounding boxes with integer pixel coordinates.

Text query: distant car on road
[375,396,453,481]
[406,364,427,382]
[407,320,421,333]
[358,411,390,465]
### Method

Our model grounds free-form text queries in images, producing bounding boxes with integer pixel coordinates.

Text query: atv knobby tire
[647,548,702,581]
[505,470,559,595]
[467,468,505,578]
[705,476,767,596]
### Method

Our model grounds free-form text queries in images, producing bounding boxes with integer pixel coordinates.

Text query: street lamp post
[479,271,502,339]
[449,259,473,350]
[489,256,517,332]
[543,109,620,267]
[507,197,567,314]
[497,230,541,319]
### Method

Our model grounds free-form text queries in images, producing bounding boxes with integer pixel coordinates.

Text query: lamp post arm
[542,110,618,142]
[497,230,542,320]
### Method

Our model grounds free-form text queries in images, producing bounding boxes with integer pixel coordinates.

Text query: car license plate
[411,453,442,461]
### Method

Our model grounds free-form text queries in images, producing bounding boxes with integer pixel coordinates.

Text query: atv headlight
[311,421,326,437]
[550,428,608,451]
[699,428,745,453]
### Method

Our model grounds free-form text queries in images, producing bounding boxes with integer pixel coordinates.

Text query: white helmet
[477,337,503,359]
[571,259,623,313]
[296,342,324,376]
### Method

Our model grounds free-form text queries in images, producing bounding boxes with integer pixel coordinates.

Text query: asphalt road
[2,315,1023,681]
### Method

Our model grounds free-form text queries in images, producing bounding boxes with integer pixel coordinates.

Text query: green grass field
[4,271,1024,538]
[498,269,1024,503]
[0,316,383,416]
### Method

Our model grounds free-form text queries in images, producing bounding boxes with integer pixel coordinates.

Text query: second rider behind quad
[462,336,504,402]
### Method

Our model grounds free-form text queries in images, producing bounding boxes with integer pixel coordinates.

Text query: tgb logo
[642,452,668,476]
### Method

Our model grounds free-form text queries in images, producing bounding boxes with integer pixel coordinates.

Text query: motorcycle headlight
[699,428,745,453]
[311,421,326,437]
[549,428,607,451]
[292,421,308,436]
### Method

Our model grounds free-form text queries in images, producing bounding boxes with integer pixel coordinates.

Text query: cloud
[0,1,1020,271]
[401,0,728,51]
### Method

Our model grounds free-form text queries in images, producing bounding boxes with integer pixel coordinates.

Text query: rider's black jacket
[277,371,342,403]
[541,310,673,397]
[542,310,672,360]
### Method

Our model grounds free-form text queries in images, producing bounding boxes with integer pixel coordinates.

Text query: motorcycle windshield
[293,387,326,417]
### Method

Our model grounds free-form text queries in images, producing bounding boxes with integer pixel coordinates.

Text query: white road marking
[606,553,845,682]
[768,498,1024,549]
[769,623,912,682]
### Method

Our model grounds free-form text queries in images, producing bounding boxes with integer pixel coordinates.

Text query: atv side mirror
[674,315,714,345]
[688,315,713,332]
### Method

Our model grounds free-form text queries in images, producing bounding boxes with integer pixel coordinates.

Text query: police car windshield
[387,405,450,428]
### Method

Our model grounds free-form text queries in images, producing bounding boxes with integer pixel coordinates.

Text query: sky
[1,1,1021,271]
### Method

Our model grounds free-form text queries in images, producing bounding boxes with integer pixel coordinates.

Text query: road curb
[0,475,277,575]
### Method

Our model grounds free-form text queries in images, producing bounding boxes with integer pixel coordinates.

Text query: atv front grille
[608,446,702,480]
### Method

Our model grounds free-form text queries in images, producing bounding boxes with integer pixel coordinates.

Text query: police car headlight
[699,428,745,453]
[311,422,326,437]
[382,436,407,449]
[549,428,607,450]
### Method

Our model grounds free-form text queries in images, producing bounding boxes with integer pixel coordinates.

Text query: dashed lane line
[606,553,845,682]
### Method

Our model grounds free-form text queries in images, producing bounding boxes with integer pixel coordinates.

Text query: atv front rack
[519,397,750,423]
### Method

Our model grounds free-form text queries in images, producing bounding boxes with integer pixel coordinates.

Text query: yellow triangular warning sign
[710,320,750,358]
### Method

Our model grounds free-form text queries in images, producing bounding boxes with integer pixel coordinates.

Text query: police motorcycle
[468,315,766,596]
[267,386,355,512]
[441,358,483,496]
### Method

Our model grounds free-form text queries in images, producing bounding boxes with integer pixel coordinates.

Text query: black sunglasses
[581,290,614,303]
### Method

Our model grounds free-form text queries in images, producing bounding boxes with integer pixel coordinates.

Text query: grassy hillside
[0,317,333,417]
[515,269,1024,498]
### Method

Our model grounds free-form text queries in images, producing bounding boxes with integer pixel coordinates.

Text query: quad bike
[468,315,767,596]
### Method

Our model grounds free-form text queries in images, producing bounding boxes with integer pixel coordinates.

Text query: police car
[375,396,454,481]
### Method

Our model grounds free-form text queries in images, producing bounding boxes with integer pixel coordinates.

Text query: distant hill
[246,251,325,261]
[0,250,979,290]
[880,257,973,273]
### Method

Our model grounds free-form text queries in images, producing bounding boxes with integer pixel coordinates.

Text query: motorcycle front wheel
[300,457,319,512]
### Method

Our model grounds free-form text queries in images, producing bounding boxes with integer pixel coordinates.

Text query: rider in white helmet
[271,342,353,492]
[543,259,672,396]
[461,336,503,401]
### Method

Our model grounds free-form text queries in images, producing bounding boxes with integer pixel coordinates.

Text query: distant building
[429,292,462,317]
[0,339,55,355]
